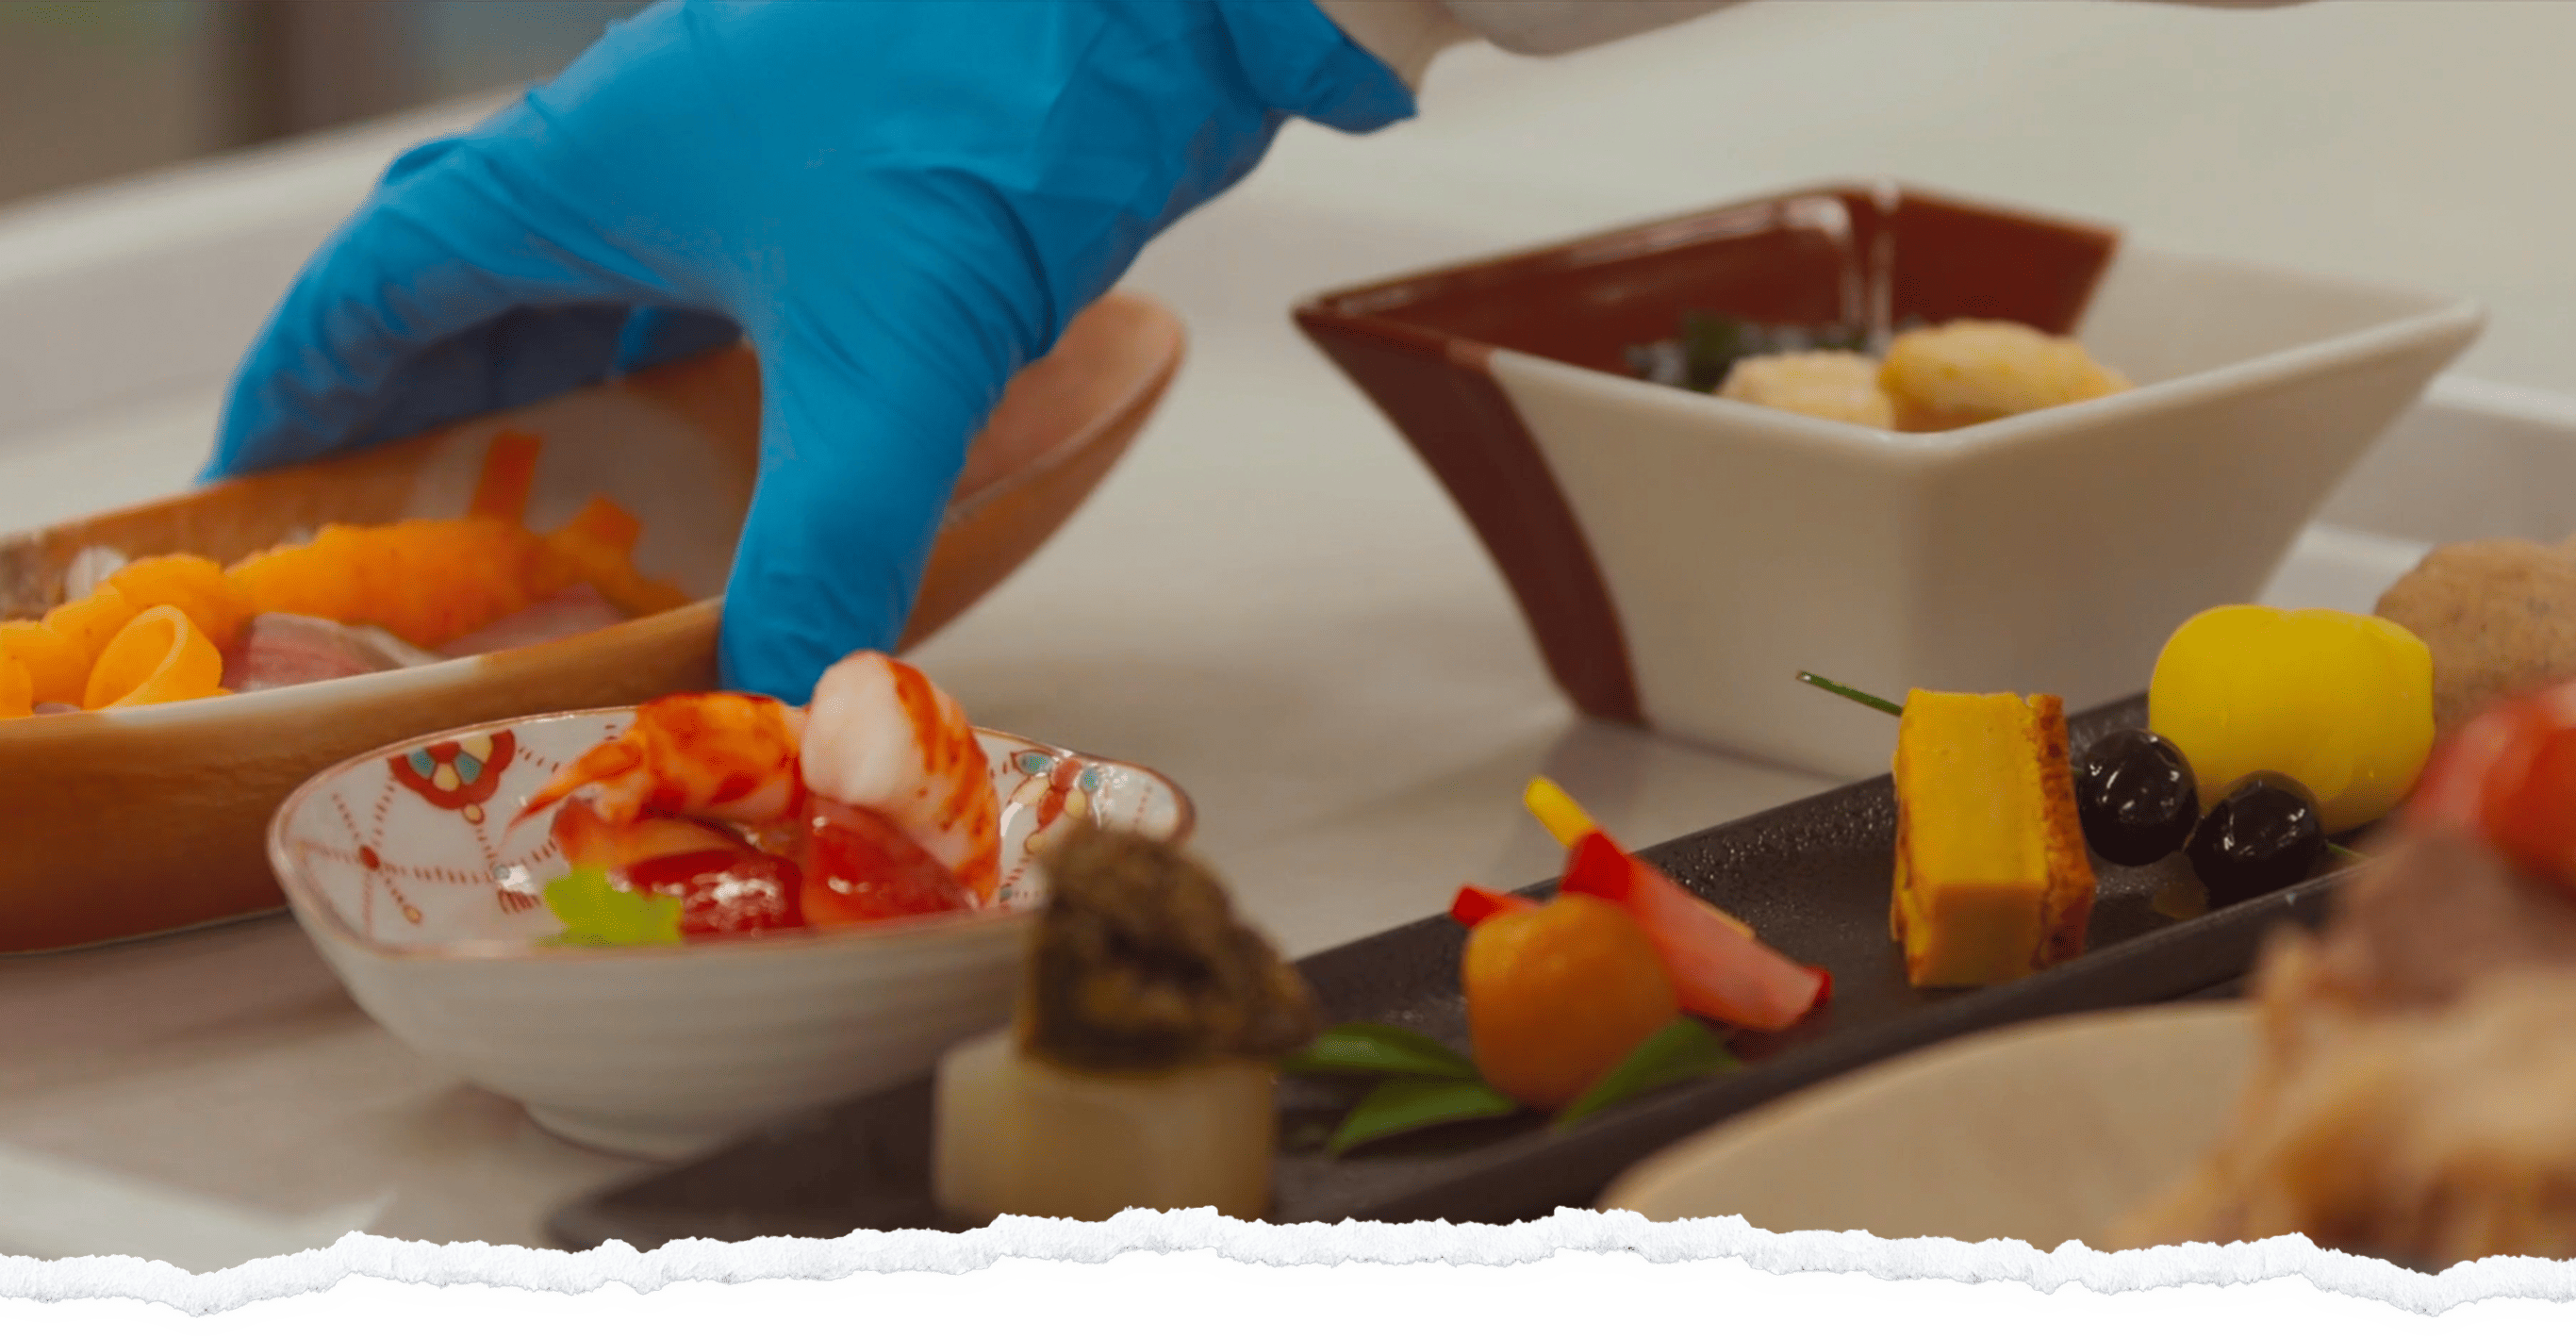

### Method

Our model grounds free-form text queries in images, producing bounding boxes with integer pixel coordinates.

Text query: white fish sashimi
[434,585,624,657]
[220,614,442,693]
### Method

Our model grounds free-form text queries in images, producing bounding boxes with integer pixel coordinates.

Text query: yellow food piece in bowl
[0,656,28,719]
[104,553,250,649]
[0,620,86,704]
[83,604,227,710]
[1878,320,2130,432]
[1717,351,1896,429]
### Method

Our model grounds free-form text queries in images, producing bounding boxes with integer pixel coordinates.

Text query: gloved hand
[204,0,1413,702]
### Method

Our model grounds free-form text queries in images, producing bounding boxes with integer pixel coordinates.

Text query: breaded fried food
[2106,830,2576,1266]
[1877,319,2131,432]
[2374,536,2576,734]
[1717,350,1896,429]
[2112,969,2576,1267]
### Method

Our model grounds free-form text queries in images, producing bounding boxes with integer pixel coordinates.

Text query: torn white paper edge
[0,1209,2572,1317]
[0,1143,388,1275]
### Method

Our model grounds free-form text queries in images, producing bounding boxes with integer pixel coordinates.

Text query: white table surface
[0,0,2569,1269]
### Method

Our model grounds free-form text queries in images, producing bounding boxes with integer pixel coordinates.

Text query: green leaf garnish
[1293,1020,1739,1156]
[542,866,682,947]
[1282,1023,1479,1082]
[1326,1077,1520,1156]
[1554,1019,1740,1129]
[1795,670,1905,719]
[1677,313,1870,391]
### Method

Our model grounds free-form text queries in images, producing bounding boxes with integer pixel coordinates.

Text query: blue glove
[205,0,1412,702]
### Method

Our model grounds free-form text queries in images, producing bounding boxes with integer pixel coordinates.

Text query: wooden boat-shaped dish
[0,290,1184,953]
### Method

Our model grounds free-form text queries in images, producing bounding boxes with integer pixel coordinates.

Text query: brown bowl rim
[1289,177,2122,327]
[0,290,1189,733]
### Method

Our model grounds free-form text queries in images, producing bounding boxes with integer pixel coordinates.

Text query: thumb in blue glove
[206,0,1414,702]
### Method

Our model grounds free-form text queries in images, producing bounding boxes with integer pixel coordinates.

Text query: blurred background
[0,1,638,207]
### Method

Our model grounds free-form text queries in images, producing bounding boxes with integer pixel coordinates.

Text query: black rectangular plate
[546,694,2343,1249]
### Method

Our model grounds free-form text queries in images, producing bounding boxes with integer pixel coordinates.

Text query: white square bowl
[1298,184,2484,777]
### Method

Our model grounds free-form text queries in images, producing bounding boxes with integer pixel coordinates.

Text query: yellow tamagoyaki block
[1890,689,2093,988]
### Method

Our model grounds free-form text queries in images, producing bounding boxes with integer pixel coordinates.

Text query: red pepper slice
[1449,884,1538,927]
[1558,832,1826,1032]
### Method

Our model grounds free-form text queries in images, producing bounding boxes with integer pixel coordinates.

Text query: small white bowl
[267,707,1193,1160]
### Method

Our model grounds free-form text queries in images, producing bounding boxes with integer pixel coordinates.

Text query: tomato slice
[800,797,974,926]
[2405,681,2576,891]
[623,848,806,938]
[2481,719,2576,886]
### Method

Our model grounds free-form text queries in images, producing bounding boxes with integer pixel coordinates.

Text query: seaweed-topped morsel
[1624,312,1876,393]
[935,828,1316,1224]
[1018,827,1319,1073]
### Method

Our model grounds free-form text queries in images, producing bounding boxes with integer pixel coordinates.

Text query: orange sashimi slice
[200,432,667,652]
[41,584,137,684]
[545,496,691,617]
[84,604,227,709]
[312,523,402,625]
[104,553,251,649]
[0,619,86,704]
[0,655,28,719]
[357,521,471,648]
[554,494,641,553]
[228,540,365,625]
[470,430,544,522]
[229,517,570,648]
[387,518,562,645]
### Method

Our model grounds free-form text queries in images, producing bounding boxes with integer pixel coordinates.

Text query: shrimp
[799,651,1001,900]
[515,692,807,830]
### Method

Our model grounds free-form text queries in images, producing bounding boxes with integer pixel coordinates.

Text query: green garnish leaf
[542,866,682,947]
[1795,670,1905,719]
[1554,1019,1740,1129]
[1282,1023,1479,1082]
[1327,1077,1520,1156]
[1676,313,1872,391]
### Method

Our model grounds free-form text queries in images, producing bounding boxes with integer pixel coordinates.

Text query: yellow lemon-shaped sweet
[2148,605,2435,834]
